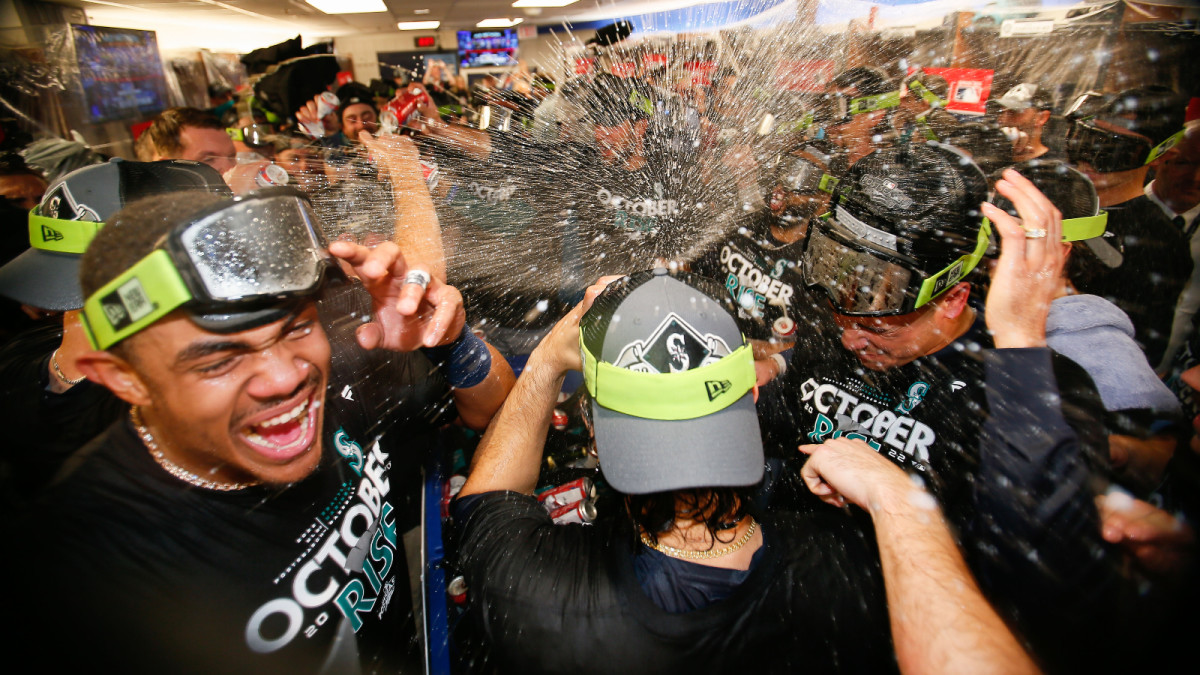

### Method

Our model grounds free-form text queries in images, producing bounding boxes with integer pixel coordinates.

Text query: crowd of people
[0,24,1198,675]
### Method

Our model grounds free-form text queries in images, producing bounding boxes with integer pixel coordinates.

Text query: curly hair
[626,487,755,552]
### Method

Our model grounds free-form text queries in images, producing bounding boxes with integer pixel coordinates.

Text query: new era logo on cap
[706,380,732,400]
[41,224,64,242]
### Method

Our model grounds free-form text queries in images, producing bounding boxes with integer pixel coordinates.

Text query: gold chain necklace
[130,406,260,492]
[640,518,758,560]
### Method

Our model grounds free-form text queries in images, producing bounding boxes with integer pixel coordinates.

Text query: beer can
[552,408,569,431]
[448,474,466,498]
[538,477,596,511]
[315,91,339,118]
[545,444,589,470]
[447,575,468,604]
[255,163,289,187]
[420,158,439,189]
[299,118,325,139]
[772,316,796,342]
[550,498,597,525]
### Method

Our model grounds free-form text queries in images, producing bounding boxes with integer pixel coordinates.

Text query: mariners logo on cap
[612,312,732,374]
[42,183,101,222]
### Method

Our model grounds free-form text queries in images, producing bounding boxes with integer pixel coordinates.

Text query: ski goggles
[27,206,102,254]
[81,189,334,350]
[1064,118,1180,173]
[814,90,901,126]
[777,155,838,195]
[226,124,274,148]
[802,207,991,317]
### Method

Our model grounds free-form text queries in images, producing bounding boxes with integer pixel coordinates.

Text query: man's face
[178,125,237,175]
[128,304,331,486]
[341,103,378,141]
[834,302,946,371]
[0,173,47,210]
[998,107,1043,137]
[1154,131,1200,210]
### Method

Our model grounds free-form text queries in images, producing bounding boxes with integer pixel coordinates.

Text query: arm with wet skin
[328,240,515,430]
[459,277,621,497]
[801,438,1040,675]
[359,131,445,281]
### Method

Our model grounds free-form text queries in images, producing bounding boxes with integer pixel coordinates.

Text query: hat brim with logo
[0,159,231,311]
[580,268,763,495]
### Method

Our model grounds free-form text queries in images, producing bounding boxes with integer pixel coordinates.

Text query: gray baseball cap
[580,268,764,494]
[0,158,231,311]
[996,83,1054,111]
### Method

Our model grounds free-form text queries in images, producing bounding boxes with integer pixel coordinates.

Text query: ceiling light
[305,0,386,14]
[414,9,430,14]
[397,21,441,30]
[512,0,578,7]
[477,18,524,28]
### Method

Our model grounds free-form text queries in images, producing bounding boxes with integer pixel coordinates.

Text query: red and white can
[380,86,432,134]
[538,477,596,511]
[447,575,468,604]
[552,408,569,431]
[255,163,289,187]
[315,91,340,118]
[772,316,796,342]
[550,498,597,525]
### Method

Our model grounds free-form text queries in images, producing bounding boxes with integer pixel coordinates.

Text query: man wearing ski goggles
[816,67,899,169]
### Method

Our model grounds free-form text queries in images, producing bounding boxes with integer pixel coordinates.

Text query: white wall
[333,28,596,85]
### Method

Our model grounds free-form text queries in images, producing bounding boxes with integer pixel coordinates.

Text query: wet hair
[79,191,230,300]
[134,107,225,161]
[626,487,754,551]
[830,66,894,97]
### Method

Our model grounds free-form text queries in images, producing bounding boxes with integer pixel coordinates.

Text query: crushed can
[772,316,796,344]
[552,408,569,431]
[447,575,468,604]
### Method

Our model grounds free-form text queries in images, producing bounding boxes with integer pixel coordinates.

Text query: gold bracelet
[51,349,86,386]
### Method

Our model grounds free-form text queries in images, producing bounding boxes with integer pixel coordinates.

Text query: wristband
[769,352,787,378]
[421,326,492,388]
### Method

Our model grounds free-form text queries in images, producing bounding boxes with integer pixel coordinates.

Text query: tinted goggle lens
[801,221,916,315]
[1066,120,1151,172]
[179,194,329,302]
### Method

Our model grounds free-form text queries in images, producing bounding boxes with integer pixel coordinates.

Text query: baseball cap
[336,82,376,118]
[580,268,763,494]
[0,159,230,311]
[996,83,1053,111]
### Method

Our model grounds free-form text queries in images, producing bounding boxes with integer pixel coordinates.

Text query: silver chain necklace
[130,406,260,492]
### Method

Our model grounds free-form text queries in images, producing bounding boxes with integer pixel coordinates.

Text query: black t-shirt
[0,322,127,512]
[4,287,454,674]
[690,213,838,347]
[452,491,895,675]
[1080,195,1193,366]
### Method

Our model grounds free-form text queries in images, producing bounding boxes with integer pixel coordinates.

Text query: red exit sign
[414,36,436,48]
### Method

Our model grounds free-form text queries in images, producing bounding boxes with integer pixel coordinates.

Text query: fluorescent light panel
[477,18,524,27]
[305,0,386,14]
[397,21,441,30]
[512,0,578,6]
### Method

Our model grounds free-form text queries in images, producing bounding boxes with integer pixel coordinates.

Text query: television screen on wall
[72,24,170,123]
[457,30,518,69]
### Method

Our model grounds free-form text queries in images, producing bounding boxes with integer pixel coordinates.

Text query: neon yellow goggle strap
[80,249,194,350]
[908,80,946,108]
[225,127,245,142]
[914,218,993,309]
[581,336,755,421]
[849,90,901,115]
[818,173,839,194]
[1062,211,1108,242]
[28,210,102,254]
[628,89,655,117]
[1145,129,1186,165]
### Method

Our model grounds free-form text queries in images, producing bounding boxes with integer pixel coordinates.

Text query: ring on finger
[1024,228,1047,239]
[403,269,431,290]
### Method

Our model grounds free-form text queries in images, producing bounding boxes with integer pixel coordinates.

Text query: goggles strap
[1061,212,1108,242]
[28,211,102,254]
[914,219,993,309]
[818,173,839,194]
[1145,129,1186,165]
[81,249,194,350]
[581,336,755,421]
[908,80,946,108]
[850,90,901,115]
[225,127,245,142]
